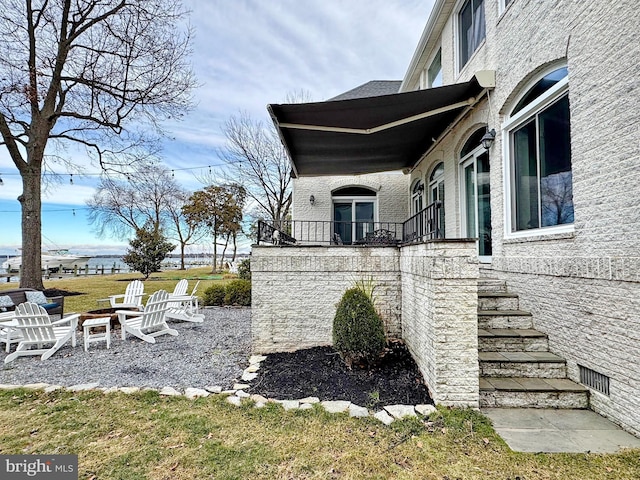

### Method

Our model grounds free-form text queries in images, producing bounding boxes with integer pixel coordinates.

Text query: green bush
[202,284,226,306]
[224,279,251,306]
[332,287,386,368]
[237,258,251,280]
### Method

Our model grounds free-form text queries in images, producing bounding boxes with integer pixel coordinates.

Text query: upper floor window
[458,0,485,70]
[428,49,442,88]
[504,67,573,235]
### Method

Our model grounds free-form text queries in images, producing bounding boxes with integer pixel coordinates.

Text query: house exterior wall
[291,172,408,226]
[406,0,640,434]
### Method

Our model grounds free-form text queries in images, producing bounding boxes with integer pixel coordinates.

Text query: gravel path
[0,307,252,390]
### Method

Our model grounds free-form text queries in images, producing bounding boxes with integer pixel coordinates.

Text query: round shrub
[202,284,226,306]
[224,279,251,306]
[237,258,251,280]
[333,287,386,368]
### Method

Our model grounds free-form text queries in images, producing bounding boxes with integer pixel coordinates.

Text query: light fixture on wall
[480,128,496,149]
[309,194,315,206]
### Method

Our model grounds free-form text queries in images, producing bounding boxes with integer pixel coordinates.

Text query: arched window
[429,163,445,236]
[332,186,376,244]
[460,129,492,258]
[411,179,424,215]
[504,66,573,235]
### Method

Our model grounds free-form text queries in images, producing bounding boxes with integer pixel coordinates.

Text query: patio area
[0,307,251,390]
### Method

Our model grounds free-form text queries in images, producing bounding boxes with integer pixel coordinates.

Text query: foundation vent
[579,365,610,395]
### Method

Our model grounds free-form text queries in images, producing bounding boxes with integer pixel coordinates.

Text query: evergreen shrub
[332,287,386,368]
[224,279,251,306]
[202,284,226,306]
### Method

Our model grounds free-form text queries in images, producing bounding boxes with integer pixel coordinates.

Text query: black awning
[268,75,489,177]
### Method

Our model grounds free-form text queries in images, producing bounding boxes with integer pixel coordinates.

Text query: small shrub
[237,258,251,280]
[333,287,386,368]
[202,284,226,306]
[224,279,251,306]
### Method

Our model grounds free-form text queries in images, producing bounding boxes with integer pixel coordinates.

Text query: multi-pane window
[428,49,442,88]
[458,0,485,69]
[507,67,573,233]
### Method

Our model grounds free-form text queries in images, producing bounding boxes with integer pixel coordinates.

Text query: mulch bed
[43,288,83,297]
[249,341,433,410]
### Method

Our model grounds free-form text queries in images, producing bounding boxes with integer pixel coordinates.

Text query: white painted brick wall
[401,241,479,407]
[251,246,402,353]
[292,172,408,225]
[405,0,640,434]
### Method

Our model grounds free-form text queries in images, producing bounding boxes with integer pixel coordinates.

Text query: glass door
[461,150,492,260]
[333,199,375,244]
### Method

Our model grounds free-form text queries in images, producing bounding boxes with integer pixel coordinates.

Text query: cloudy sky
[0,0,433,256]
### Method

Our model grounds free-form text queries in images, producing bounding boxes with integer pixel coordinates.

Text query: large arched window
[460,129,492,258]
[332,186,377,244]
[504,66,573,235]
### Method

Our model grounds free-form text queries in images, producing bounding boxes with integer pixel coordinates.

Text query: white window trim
[453,0,486,76]
[427,47,442,89]
[332,196,379,224]
[502,72,574,239]
[499,0,514,16]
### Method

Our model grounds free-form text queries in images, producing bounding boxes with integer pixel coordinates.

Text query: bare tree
[0,0,196,288]
[164,188,203,270]
[87,163,201,269]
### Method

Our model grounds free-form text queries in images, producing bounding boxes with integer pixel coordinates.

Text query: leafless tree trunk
[0,0,195,288]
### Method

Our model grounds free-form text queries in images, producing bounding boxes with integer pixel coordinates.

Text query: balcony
[258,201,443,247]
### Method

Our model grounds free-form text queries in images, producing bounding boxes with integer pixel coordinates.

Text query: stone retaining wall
[251,240,479,407]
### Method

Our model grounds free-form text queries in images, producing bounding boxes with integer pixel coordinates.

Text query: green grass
[0,390,638,479]
[0,267,233,312]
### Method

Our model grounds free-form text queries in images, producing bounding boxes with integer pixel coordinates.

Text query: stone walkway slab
[483,408,640,453]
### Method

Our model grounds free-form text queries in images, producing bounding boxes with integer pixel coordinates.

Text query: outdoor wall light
[481,128,496,149]
[309,194,315,206]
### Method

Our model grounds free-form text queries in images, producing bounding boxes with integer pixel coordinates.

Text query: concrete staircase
[478,278,589,409]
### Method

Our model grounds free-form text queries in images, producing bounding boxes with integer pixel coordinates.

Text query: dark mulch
[249,341,433,410]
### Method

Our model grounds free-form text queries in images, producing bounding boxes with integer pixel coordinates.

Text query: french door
[461,149,492,260]
[333,199,375,244]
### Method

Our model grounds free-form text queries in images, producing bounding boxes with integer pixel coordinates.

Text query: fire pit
[79,307,139,330]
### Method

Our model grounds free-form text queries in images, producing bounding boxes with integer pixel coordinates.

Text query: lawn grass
[0,389,638,479]
[0,267,233,313]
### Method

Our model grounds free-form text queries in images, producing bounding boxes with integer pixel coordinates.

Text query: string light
[72,209,76,216]
[0,173,3,185]
[69,174,74,184]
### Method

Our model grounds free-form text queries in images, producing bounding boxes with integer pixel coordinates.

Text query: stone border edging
[0,354,437,425]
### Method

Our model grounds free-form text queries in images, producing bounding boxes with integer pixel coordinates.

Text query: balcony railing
[402,200,443,243]
[258,201,444,247]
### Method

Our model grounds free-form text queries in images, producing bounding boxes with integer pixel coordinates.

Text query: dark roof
[268,76,485,177]
[328,80,402,101]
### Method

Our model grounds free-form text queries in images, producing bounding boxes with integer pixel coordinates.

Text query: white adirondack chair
[109,279,144,309]
[0,311,22,353]
[116,290,178,343]
[4,303,79,363]
[166,280,204,323]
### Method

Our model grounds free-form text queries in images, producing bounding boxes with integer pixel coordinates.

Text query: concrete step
[478,328,549,352]
[480,377,589,409]
[478,310,533,329]
[478,292,520,311]
[479,351,567,378]
[477,278,507,293]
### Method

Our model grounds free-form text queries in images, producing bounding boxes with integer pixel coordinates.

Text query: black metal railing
[258,220,404,246]
[257,201,443,247]
[402,201,443,243]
